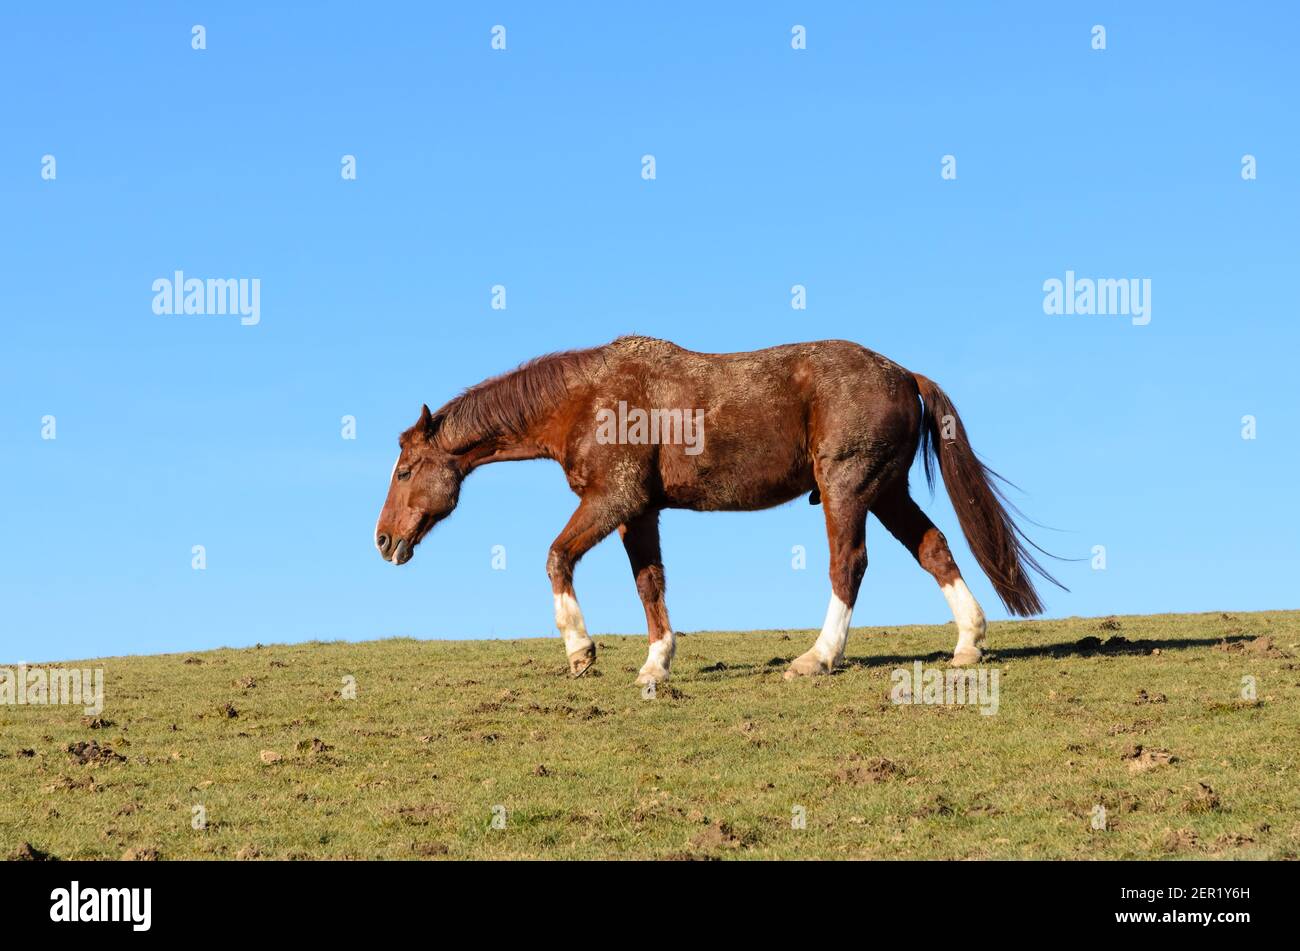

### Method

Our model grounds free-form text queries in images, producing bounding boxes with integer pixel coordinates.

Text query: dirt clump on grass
[689,819,747,851]
[44,774,101,793]
[1180,782,1222,814]
[1122,744,1177,774]
[1216,635,1288,658]
[912,793,957,818]
[834,756,905,785]
[1162,828,1199,852]
[8,842,56,862]
[65,740,125,766]
[411,841,450,857]
[395,803,454,826]
[1213,831,1255,849]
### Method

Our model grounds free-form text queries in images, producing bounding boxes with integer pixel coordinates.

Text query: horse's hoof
[635,666,669,686]
[951,646,982,667]
[783,650,832,680]
[568,644,597,677]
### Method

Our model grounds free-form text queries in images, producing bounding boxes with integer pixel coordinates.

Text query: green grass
[3,610,1298,860]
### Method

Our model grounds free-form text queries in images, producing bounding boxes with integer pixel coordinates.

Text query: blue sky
[2,2,1296,663]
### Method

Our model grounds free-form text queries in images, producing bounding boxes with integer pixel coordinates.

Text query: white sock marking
[941,578,986,653]
[811,594,853,666]
[639,632,676,678]
[554,591,593,656]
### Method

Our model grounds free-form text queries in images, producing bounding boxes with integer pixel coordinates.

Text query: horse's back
[592,337,918,510]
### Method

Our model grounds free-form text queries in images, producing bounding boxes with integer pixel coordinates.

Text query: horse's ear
[418,403,443,438]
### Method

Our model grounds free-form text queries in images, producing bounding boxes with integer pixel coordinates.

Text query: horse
[374,335,1060,684]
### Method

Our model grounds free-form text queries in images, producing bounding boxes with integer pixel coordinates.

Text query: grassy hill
[2,610,1297,860]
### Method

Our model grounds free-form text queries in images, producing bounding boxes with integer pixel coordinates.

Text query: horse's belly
[659,446,815,512]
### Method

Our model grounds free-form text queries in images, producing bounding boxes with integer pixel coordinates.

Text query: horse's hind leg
[784,464,883,680]
[873,485,987,666]
[619,510,674,685]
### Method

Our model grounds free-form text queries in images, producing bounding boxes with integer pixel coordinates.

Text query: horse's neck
[442,350,597,471]
[447,393,576,472]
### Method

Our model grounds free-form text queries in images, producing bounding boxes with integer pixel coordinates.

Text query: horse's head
[375,404,462,565]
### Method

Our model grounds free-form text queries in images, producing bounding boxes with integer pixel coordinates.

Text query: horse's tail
[912,372,1063,617]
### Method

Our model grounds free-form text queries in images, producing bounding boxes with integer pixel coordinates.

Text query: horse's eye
[397,469,412,481]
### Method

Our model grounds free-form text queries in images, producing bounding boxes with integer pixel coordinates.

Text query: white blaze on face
[941,578,986,651]
[554,591,593,656]
[377,453,401,556]
[811,594,853,666]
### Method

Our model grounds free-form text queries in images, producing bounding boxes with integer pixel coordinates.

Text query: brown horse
[374,336,1059,684]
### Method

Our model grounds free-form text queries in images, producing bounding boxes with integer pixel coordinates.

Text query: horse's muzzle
[377,535,410,563]
[376,533,412,564]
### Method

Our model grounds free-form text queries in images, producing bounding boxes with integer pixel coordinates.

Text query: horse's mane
[435,345,603,448]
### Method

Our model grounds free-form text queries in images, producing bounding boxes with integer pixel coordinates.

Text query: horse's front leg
[619,510,674,685]
[547,497,626,676]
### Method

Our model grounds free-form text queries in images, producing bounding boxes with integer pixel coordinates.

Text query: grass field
[2,610,1297,860]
